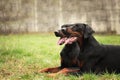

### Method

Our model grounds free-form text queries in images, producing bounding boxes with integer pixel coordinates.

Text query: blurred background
[0,0,120,34]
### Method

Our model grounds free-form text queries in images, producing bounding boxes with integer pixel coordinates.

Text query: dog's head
[54,23,94,45]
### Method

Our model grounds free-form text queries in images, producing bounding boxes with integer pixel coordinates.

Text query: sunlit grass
[0,34,120,80]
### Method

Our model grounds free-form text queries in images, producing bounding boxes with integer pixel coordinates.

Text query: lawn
[0,33,120,80]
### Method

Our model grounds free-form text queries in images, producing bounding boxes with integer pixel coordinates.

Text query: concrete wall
[0,0,120,34]
[59,0,120,34]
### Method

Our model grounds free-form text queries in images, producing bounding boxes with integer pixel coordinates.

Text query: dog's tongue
[58,37,77,45]
[57,38,67,45]
[65,37,77,44]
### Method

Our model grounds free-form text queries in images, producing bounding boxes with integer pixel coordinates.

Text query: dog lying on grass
[40,23,120,77]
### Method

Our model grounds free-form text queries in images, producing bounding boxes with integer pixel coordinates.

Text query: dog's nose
[54,31,60,37]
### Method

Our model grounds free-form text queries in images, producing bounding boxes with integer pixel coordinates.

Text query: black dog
[40,23,120,76]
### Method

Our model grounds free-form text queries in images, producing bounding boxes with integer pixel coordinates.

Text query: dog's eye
[72,27,77,31]
[72,26,82,32]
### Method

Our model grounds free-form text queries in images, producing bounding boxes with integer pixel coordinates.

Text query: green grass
[0,33,120,80]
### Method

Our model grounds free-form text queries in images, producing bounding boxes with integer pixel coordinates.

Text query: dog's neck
[77,35,99,52]
[85,36,99,46]
[76,36,84,51]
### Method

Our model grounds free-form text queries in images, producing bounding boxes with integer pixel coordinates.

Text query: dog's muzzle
[54,27,68,37]
[54,28,77,45]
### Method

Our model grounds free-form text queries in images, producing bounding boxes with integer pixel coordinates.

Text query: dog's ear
[84,24,95,38]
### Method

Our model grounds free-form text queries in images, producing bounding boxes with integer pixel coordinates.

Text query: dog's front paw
[39,68,50,73]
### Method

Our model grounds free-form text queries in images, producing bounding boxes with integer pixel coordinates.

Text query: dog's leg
[48,68,80,77]
[39,67,61,73]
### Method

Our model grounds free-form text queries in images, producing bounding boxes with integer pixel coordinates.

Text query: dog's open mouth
[54,29,79,45]
[58,37,77,45]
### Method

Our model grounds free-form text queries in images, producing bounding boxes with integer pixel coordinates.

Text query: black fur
[60,23,120,74]
[40,23,120,76]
